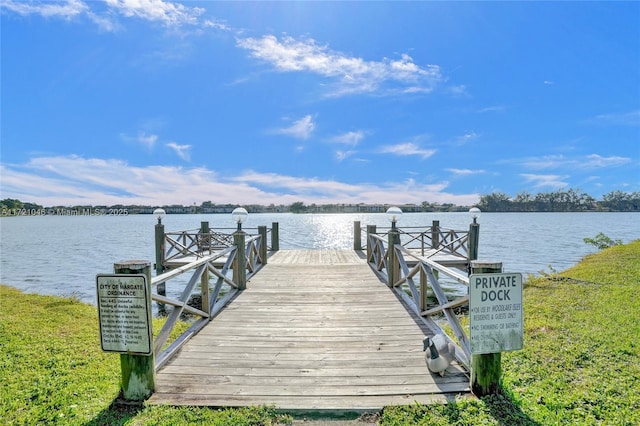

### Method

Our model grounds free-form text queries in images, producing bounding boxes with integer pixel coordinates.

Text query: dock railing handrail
[367,232,471,367]
[162,224,276,267]
[367,233,388,272]
[150,232,265,370]
[358,222,470,260]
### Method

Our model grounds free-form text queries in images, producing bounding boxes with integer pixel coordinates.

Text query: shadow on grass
[83,397,144,426]
[480,388,541,426]
[380,387,541,425]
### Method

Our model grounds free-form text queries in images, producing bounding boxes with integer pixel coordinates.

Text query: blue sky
[1,1,638,207]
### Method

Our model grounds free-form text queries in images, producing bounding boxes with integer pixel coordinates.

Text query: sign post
[468,261,524,396]
[97,260,155,401]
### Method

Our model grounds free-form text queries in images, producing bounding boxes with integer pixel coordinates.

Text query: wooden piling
[468,221,480,263]
[387,224,401,286]
[154,222,165,295]
[200,225,211,313]
[200,221,210,234]
[470,260,503,397]
[366,225,376,263]
[113,260,155,401]
[258,226,268,265]
[431,220,440,249]
[419,267,428,311]
[233,231,247,290]
[271,222,279,251]
[353,221,362,251]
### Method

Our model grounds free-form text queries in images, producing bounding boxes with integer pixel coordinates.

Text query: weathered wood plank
[157,364,467,379]
[267,249,365,265]
[148,249,471,410]
[155,367,468,382]
[152,381,469,397]
[154,373,468,387]
[180,341,424,351]
[148,394,468,410]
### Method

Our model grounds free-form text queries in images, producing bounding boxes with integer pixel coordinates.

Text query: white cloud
[138,132,158,148]
[519,154,566,170]
[237,35,442,96]
[1,0,88,19]
[454,131,479,145]
[335,150,356,162]
[1,0,212,32]
[233,171,475,205]
[447,84,469,96]
[104,0,204,27]
[520,174,569,189]
[592,110,640,126]
[446,168,485,176]
[1,155,270,206]
[232,171,358,193]
[86,10,120,32]
[582,154,631,168]
[519,154,631,170]
[202,18,230,31]
[477,105,507,114]
[166,142,191,161]
[0,155,480,207]
[331,131,364,146]
[378,143,436,159]
[275,115,315,140]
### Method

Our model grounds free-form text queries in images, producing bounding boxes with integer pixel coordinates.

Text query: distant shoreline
[1,209,639,217]
[3,189,639,215]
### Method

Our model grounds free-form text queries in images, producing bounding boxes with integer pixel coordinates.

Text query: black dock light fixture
[153,208,166,225]
[386,206,403,230]
[232,207,248,232]
[469,207,481,224]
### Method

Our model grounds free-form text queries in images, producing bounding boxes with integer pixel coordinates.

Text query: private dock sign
[469,272,523,354]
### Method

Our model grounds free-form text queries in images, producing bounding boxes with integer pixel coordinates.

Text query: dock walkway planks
[148,249,470,411]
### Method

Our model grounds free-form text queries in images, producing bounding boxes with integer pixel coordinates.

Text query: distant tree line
[0,198,44,211]
[477,189,639,212]
[2,189,639,216]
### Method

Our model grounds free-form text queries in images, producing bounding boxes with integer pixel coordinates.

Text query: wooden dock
[148,249,470,411]
[164,249,467,270]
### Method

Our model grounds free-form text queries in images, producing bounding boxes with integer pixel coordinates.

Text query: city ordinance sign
[96,274,152,355]
[469,272,523,354]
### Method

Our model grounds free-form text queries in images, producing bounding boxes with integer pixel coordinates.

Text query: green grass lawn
[1,240,638,425]
[382,240,640,425]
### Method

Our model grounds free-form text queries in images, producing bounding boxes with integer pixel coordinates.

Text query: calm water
[0,212,637,304]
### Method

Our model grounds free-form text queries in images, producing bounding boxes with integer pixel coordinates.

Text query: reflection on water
[284,214,355,249]
[1,212,638,304]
